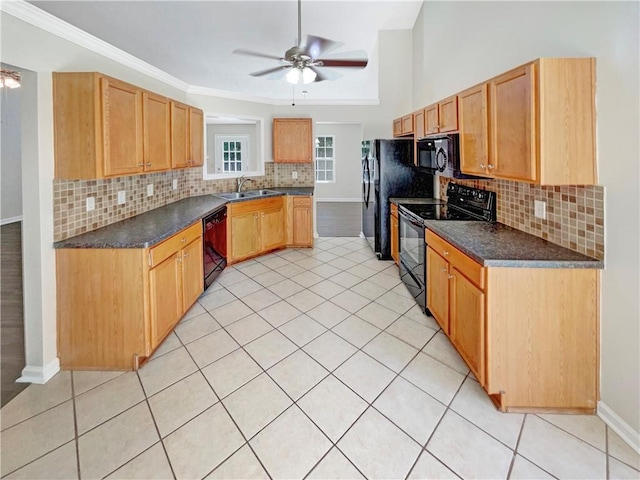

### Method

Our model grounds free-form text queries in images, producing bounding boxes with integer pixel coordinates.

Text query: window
[315,135,335,182]
[215,135,249,173]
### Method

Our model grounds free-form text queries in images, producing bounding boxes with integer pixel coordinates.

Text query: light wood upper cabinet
[413,110,425,139]
[286,196,313,248]
[189,107,204,167]
[426,230,598,412]
[490,64,537,182]
[53,72,204,179]
[424,96,458,136]
[458,83,491,176]
[273,118,313,163]
[171,102,203,168]
[143,92,171,172]
[392,114,415,137]
[460,58,596,184]
[57,222,203,370]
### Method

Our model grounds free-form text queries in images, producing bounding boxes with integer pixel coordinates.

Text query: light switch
[86,197,95,212]
[147,184,154,197]
[534,200,547,220]
[172,178,178,190]
[292,171,298,179]
[117,190,126,205]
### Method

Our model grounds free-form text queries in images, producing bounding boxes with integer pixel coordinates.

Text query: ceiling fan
[232,0,368,85]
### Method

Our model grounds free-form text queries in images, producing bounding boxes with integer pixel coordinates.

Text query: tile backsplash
[439,177,604,260]
[53,162,314,241]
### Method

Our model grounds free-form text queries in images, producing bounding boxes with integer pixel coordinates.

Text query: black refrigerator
[362,139,434,260]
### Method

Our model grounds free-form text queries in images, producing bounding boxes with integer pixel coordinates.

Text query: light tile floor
[2,237,639,479]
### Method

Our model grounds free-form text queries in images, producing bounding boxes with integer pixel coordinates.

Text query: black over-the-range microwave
[416,133,482,179]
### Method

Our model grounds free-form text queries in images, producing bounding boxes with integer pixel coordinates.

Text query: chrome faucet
[237,175,255,192]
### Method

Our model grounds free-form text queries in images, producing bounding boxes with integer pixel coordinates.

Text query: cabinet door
[450,267,485,384]
[149,253,182,349]
[390,213,399,264]
[393,118,403,137]
[273,118,313,163]
[490,64,537,182]
[424,104,439,135]
[459,84,490,176]
[171,101,189,168]
[101,78,143,177]
[293,206,312,247]
[426,247,450,334]
[438,96,458,132]
[262,207,285,252]
[181,236,204,314]
[143,92,171,172]
[414,110,425,139]
[401,114,413,135]
[189,108,204,167]
[230,212,260,262]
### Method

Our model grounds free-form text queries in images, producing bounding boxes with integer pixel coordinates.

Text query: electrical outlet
[292,171,298,179]
[534,200,547,220]
[117,190,126,205]
[147,184,154,197]
[86,197,95,212]
[172,178,178,190]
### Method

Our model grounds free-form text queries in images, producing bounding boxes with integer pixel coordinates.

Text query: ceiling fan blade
[249,66,290,77]
[316,58,369,68]
[303,35,343,59]
[308,66,328,83]
[233,48,283,61]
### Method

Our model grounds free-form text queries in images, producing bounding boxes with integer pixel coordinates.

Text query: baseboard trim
[1,215,23,225]
[16,358,60,384]
[598,400,640,454]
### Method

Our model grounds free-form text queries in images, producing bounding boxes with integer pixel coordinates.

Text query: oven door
[398,209,426,309]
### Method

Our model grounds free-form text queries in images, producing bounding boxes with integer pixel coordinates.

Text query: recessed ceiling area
[28,0,423,102]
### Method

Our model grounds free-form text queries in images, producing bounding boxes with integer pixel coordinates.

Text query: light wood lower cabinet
[390,204,399,264]
[287,196,313,247]
[56,222,203,370]
[426,230,598,412]
[227,197,286,263]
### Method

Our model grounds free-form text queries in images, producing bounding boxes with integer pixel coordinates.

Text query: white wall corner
[16,357,60,384]
[598,401,640,454]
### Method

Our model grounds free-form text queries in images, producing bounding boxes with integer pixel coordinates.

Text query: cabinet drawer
[292,196,311,207]
[149,222,201,268]
[426,230,484,289]
[228,196,283,216]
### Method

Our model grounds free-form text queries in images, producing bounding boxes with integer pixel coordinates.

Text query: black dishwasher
[203,208,227,290]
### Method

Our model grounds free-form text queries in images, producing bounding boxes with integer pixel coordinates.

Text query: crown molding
[1,0,381,106]
[187,85,380,106]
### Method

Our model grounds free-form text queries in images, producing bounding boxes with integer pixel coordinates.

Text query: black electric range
[396,183,496,312]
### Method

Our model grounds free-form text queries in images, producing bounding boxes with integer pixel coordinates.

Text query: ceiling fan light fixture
[0,69,21,89]
[286,66,316,85]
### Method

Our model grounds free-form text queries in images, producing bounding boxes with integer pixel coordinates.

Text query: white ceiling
[28,0,423,103]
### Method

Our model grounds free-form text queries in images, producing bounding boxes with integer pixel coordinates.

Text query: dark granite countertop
[390,197,445,205]
[424,221,603,269]
[54,187,314,249]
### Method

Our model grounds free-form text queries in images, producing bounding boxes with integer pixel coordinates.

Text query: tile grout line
[505,412,527,479]
[70,372,83,480]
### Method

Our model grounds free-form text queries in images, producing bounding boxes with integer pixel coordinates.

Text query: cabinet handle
[146,162,151,167]
[443,251,449,256]
[176,256,182,264]
[181,238,186,243]
[138,163,144,167]
[480,164,485,169]
[487,164,495,170]
[448,274,454,280]
[441,267,447,272]
[183,253,189,259]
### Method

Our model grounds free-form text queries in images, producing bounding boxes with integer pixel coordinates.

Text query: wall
[0,77,23,223]
[314,123,363,201]
[413,1,640,447]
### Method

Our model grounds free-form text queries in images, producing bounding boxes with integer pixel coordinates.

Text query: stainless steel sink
[215,189,280,201]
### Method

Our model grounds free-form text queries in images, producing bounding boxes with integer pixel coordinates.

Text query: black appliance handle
[399,209,425,229]
[363,157,371,207]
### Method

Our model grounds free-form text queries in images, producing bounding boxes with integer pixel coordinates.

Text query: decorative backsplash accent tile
[53,162,314,241]
[439,177,604,260]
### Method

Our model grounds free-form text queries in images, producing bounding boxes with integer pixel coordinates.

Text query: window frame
[215,134,250,174]
[315,135,336,183]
